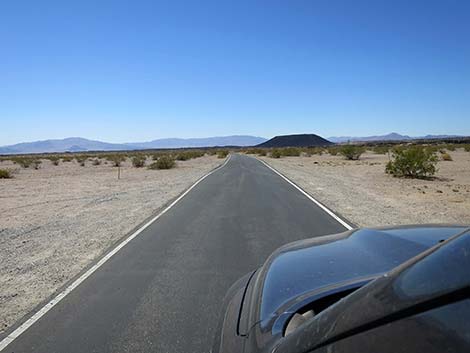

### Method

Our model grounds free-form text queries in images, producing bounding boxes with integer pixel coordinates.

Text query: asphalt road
[4,154,347,353]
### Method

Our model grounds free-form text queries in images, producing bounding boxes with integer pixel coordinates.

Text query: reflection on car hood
[258,226,466,324]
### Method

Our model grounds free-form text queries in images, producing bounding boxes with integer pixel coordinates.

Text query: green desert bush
[386,147,438,178]
[326,146,340,156]
[441,152,453,161]
[464,145,470,152]
[11,157,33,168]
[148,155,176,170]
[106,155,126,167]
[339,145,364,160]
[175,152,190,161]
[270,149,281,158]
[131,156,146,168]
[32,159,42,169]
[75,157,87,166]
[217,150,229,159]
[244,148,263,155]
[47,156,60,165]
[62,156,73,162]
[280,147,301,157]
[175,151,204,161]
[258,150,267,156]
[306,147,323,156]
[0,169,12,178]
[372,146,390,155]
[445,144,456,151]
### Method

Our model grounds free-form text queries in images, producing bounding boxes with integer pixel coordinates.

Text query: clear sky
[1,0,469,145]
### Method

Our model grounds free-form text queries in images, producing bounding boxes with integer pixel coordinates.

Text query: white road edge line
[0,154,232,352]
[256,157,354,231]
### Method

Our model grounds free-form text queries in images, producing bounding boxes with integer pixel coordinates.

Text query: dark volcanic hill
[256,134,333,148]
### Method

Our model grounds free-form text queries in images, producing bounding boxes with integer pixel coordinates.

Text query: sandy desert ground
[260,149,470,228]
[0,155,223,332]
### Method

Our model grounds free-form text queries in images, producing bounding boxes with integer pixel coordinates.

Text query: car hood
[249,225,467,333]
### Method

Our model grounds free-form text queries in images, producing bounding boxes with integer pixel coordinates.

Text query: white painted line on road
[0,154,232,352]
[256,157,354,230]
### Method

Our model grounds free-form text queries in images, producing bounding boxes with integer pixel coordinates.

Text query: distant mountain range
[257,134,333,148]
[0,136,267,155]
[327,132,465,143]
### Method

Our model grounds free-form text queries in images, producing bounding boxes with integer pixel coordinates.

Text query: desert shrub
[175,151,204,161]
[445,144,456,151]
[217,150,229,159]
[47,156,60,165]
[75,157,87,166]
[92,158,101,166]
[258,150,267,156]
[150,152,166,160]
[62,156,73,162]
[131,155,146,168]
[0,169,12,178]
[32,160,42,169]
[11,157,33,168]
[177,152,191,161]
[106,155,126,167]
[441,152,453,161]
[372,146,390,155]
[306,147,323,156]
[148,155,175,170]
[385,147,438,178]
[245,148,263,155]
[280,147,301,157]
[270,149,281,158]
[327,147,339,156]
[339,145,364,160]
[463,145,470,152]
[207,149,217,156]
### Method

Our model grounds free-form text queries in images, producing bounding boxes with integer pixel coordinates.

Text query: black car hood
[249,226,467,334]
[275,227,470,353]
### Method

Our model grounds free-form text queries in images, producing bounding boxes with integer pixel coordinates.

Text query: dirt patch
[260,150,470,227]
[0,156,223,332]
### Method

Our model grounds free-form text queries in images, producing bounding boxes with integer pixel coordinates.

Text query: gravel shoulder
[0,156,223,333]
[260,150,470,228]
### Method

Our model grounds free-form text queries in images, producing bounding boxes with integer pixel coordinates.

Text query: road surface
[3,154,347,353]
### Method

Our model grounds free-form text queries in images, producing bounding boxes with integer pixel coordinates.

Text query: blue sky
[1,0,469,145]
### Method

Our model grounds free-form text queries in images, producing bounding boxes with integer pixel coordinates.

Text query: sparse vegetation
[464,145,470,152]
[386,147,438,179]
[271,149,281,158]
[217,150,229,159]
[11,157,33,168]
[47,156,60,166]
[0,169,12,178]
[148,155,176,170]
[32,160,42,169]
[327,147,339,156]
[106,155,126,167]
[445,144,456,151]
[62,156,73,162]
[175,150,205,161]
[280,147,301,157]
[92,158,102,166]
[339,145,364,160]
[131,156,146,168]
[371,145,390,155]
[441,152,453,161]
